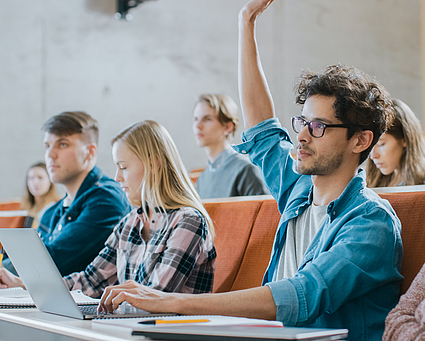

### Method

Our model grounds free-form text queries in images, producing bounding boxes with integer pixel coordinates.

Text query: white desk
[0,308,349,341]
[0,308,147,341]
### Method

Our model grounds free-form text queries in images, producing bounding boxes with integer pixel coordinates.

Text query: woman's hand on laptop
[0,268,25,289]
[98,280,183,314]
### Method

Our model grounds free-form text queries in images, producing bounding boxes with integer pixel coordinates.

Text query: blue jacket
[233,118,403,341]
[38,166,131,276]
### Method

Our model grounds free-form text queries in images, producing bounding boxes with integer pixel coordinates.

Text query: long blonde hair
[367,99,425,187]
[21,162,60,216]
[112,120,214,238]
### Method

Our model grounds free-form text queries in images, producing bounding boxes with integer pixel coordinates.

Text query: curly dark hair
[295,64,395,165]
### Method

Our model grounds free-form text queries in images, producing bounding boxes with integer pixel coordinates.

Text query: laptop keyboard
[79,304,101,315]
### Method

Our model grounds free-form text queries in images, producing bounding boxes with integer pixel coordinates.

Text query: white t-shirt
[274,203,328,280]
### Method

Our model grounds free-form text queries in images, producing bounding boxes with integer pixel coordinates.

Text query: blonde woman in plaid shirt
[67,120,216,297]
[0,120,216,297]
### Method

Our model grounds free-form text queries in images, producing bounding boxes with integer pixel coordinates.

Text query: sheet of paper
[0,287,99,306]
[93,315,283,329]
[0,287,34,305]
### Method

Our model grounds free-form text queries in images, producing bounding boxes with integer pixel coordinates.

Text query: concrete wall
[0,0,421,200]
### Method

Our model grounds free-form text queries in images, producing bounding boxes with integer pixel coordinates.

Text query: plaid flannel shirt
[64,206,216,297]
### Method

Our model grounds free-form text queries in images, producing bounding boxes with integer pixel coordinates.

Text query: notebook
[93,315,284,329]
[0,228,177,320]
[131,325,348,341]
[0,287,98,309]
[93,315,348,340]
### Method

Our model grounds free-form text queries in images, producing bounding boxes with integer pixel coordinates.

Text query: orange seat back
[0,201,21,211]
[379,191,425,295]
[0,211,29,249]
[204,200,263,293]
[231,199,280,291]
[189,168,205,184]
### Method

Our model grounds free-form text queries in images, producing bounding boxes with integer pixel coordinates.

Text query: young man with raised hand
[3,111,131,276]
[96,1,402,340]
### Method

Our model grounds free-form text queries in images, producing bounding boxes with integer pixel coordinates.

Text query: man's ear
[86,144,97,161]
[224,122,234,137]
[353,130,374,154]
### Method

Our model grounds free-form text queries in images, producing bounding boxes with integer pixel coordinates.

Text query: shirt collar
[74,166,102,200]
[327,168,366,211]
[305,168,366,212]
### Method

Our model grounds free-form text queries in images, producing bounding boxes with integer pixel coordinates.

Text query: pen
[138,318,210,325]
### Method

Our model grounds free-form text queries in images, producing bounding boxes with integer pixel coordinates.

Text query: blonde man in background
[193,93,268,199]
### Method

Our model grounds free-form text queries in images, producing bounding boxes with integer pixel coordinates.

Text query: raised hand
[239,0,275,22]
[238,0,276,129]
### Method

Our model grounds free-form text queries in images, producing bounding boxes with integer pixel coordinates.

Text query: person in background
[2,111,131,277]
[21,162,61,229]
[193,93,268,199]
[0,120,216,297]
[383,263,425,340]
[367,99,425,187]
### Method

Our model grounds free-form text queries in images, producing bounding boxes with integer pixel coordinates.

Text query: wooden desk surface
[0,308,147,341]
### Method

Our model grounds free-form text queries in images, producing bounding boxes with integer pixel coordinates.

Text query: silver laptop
[0,228,177,320]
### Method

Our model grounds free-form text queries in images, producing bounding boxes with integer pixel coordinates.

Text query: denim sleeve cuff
[266,279,299,325]
[232,117,291,155]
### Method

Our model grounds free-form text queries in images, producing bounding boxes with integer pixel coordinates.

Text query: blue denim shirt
[38,166,131,276]
[233,118,403,341]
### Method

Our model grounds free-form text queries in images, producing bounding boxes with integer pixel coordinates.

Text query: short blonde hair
[111,120,214,238]
[197,94,239,137]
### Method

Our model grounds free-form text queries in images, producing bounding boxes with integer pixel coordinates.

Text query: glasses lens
[309,121,325,138]
[292,117,303,134]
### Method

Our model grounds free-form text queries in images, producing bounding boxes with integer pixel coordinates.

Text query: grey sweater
[196,147,269,199]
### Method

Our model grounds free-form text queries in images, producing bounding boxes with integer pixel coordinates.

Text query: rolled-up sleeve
[266,279,299,325]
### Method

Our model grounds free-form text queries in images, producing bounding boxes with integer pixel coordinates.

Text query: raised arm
[238,0,276,129]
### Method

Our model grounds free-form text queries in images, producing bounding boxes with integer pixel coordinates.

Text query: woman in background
[193,93,268,199]
[367,99,425,187]
[21,162,60,228]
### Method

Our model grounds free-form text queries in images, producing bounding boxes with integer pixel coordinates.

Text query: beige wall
[0,0,421,200]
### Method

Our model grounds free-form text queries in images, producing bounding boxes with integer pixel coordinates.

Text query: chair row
[2,191,424,296]
[205,191,425,295]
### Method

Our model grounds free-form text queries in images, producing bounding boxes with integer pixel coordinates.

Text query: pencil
[0,247,3,267]
[138,318,210,325]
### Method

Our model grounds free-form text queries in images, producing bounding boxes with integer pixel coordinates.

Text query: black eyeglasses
[291,116,349,138]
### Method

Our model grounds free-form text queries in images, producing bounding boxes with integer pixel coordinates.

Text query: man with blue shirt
[96,1,402,340]
[3,111,131,276]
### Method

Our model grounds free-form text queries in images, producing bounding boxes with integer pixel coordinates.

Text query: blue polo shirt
[233,118,403,341]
